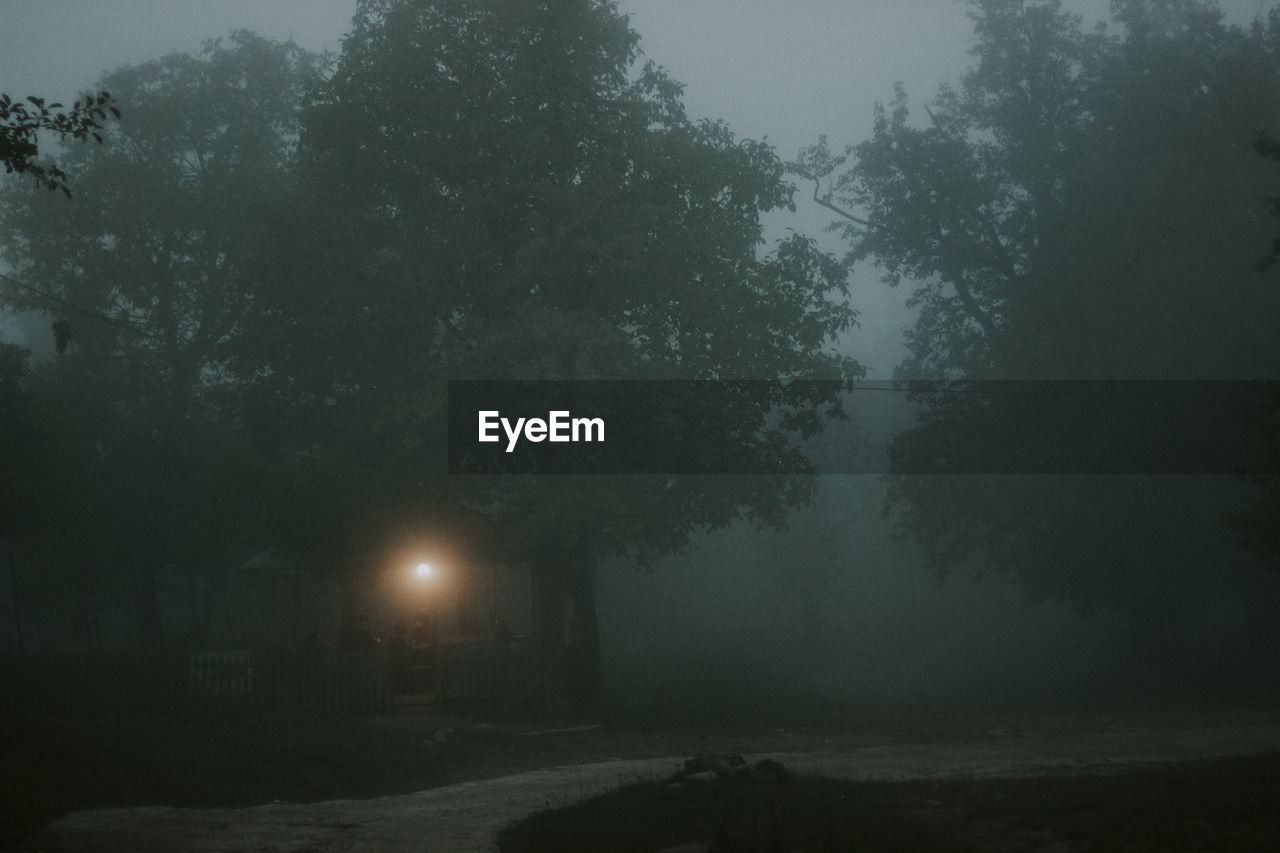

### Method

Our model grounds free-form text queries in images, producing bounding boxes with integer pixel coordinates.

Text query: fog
[600,478,1131,715]
[4,0,1280,738]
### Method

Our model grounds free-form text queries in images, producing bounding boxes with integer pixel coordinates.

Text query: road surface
[17,722,1280,852]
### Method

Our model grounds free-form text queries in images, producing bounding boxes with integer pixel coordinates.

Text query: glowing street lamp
[403,558,443,701]
[408,560,441,648]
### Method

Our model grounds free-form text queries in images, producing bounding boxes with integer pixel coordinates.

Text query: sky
[0,0,1265,371]
[0,2,986,146]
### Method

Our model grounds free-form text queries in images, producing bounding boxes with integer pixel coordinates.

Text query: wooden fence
[188,650,257,696]
[438,637,537,715]
[1,640,550,717]
[263,647,393,714]
[1,647,393,716]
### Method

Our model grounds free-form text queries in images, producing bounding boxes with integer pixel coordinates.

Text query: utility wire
[0,270,325,352]
[9,272,1262,392]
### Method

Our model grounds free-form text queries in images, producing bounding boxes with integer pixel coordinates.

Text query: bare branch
[809,180,870,226]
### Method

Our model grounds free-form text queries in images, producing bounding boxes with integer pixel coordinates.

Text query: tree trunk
[566,539,603,717]
[336,564,364,648]
[184,565,220,649]
[4,539,24,657]
[531,555,568,717]
[1126,593,1195,693]
[135,481,169,648]
[133,352,201,649]
[529,532,603,720]
[1242,572,1280,681]
[134,558,165,649]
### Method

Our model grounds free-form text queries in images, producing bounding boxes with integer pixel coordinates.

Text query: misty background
[3,0,1280,721]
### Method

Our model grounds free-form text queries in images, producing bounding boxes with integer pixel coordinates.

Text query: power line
[1,276,171,346]
[11,272,1269,391]
[0,268,448,361]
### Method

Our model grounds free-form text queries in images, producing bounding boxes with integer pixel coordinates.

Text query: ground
[4,704,1280,851]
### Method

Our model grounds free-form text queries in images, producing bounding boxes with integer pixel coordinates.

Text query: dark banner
[445,380,1280,475]
[446,379,844,475]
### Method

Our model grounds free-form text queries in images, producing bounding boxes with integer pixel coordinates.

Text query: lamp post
[410,561,440,700]
[413,561,438,634]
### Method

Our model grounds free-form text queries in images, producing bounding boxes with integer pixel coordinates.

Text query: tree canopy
[0,91,118,197]
[2,2,861,691]
[231,0,861,707]
[796,0,1280,674]
[0,31,323,646]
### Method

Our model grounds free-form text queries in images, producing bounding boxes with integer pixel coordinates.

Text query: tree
[1231,130,1280,571]
[0,91,118,197]
[0,32,323,647]
[797,0,1280,682]
[243,0,861,711]
[0,343,31,540]
[0,342,36,653]
[2,87,117,649]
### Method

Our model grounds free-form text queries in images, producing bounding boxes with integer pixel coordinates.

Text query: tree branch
[810,180,870,226]
[951,275,999,342]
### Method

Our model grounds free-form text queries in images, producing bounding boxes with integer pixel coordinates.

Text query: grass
[499,752,1280,853]
[0,707,562,850]
[500,771,959,853]
[6,706,1280,852]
